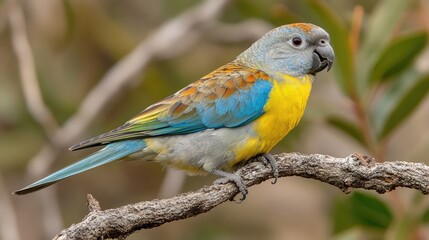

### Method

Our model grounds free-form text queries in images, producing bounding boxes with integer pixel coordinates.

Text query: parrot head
[236,23,334,78]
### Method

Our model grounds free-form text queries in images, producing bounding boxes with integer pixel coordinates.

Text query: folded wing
[70,63,273,151]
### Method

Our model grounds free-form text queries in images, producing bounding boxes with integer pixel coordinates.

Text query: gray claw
[211,169,248,202]
[260,153,279,184]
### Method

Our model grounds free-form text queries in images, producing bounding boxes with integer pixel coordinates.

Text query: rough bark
[53,152,429,239]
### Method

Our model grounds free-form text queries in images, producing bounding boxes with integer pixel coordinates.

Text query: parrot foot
[211,169,248,202]
[258,153,279,184]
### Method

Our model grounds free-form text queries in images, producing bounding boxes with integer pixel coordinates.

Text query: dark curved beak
[309,44,335,74]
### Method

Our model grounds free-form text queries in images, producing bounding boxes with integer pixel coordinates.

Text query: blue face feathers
[236,23,333,78]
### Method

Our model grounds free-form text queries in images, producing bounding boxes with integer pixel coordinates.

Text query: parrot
[14,23,334,200]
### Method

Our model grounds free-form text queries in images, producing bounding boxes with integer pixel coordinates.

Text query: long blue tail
[14,140,146,195]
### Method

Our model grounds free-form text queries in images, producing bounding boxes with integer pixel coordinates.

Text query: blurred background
[1,0,429,239]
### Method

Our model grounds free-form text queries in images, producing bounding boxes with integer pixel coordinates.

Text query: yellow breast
[232,74,313,162]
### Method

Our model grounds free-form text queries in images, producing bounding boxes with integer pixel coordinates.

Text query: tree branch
[53,152,429,239]
[8,0,59,138]
[208,19,274,43]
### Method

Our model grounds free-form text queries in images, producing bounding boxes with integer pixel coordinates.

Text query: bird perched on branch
[15,23,334,200]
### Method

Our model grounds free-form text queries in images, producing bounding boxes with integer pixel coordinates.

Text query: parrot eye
[292,37,303,47]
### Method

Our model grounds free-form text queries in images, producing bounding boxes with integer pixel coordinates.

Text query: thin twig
[53,152,429,240]
[0,173,21,240]
[8,0,58,139]
[7,1,64,238]
[349,5,364,59]
[208,19,273,43]
[86,194,101,212]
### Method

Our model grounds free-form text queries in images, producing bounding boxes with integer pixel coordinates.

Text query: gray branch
[8,0,59,138]
[53,153,429,240]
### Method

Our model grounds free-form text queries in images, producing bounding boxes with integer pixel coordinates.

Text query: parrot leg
[211,169,248,202]
[258,153,279,184]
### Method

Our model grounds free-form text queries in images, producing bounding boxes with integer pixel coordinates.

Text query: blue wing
[70,63,273,150]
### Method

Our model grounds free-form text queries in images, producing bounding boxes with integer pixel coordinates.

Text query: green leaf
[371,69,418,135]
[332,228,383,240]
[421,207,429,223]
[370,32,428,84]
[393,215,418,240]
[360,0,408,57]
[327,116,367,147]
[377,74,429,139]
[350,192,393,229]
[357,0,409,90]
[303,0,355,96]
[331,192,393,233]
[331,196,359,234]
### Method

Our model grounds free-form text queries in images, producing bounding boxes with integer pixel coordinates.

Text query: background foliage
[1,0,429,239]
